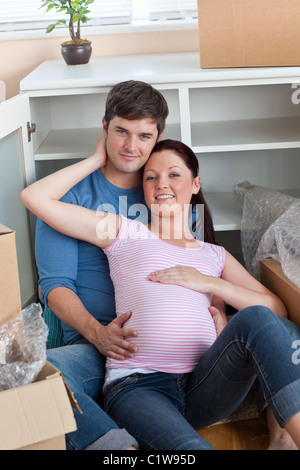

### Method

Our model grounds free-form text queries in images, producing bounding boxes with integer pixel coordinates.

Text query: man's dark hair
[105,80,169,137]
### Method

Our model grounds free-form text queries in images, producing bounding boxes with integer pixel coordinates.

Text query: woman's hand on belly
[148,265,213,293]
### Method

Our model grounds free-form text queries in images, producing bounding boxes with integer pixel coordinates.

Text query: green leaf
[72,14,80,23]
[46,24,56,33]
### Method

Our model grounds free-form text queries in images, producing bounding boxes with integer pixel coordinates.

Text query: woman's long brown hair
[148,139,216,245]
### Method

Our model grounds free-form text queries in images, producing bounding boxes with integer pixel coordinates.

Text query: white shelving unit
[18,52,300,234]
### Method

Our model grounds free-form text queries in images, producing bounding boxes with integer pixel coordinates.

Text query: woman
[21,138,300,450]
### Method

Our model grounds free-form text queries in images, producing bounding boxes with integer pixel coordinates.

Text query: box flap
[261,259,300,294]
[37,362,81,412]
[0,372,77,450]
[0,224,14,236]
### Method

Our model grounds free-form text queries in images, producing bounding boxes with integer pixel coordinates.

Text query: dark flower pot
[61,41,92,65]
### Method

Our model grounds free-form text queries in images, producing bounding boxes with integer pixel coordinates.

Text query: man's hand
[93,311,138,361]
[209,305,227,337]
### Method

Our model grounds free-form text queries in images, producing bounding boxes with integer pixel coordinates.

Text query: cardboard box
[0,224,21,324]
[197,0,300,68]
[0,223,79,450]
[260,259,300,327]
[0,363,78,450]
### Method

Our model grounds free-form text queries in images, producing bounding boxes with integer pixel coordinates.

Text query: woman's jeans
[104,306,300,450]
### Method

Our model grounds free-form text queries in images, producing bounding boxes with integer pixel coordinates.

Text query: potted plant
[40,0,95,65]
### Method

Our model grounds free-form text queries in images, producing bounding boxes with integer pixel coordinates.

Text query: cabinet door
[0,94,37,307]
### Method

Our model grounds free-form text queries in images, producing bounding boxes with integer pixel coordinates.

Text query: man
[35,80,169,450]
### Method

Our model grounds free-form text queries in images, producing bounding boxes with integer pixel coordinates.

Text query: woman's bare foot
[266,407,298,450]
[267,429,298,450]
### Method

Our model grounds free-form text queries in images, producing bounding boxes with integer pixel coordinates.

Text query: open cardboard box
[0,224,79,450]
[260,259,300,327]
[197,0,300,68]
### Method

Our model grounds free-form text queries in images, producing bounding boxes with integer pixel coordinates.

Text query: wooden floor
[197,419,270,450]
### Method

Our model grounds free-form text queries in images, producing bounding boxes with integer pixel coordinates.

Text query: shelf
[207,188,300,232]
[35,128,99,160]
[34,124,181,161]
[191,117,300,153]
[283,188,300,199]
[205,192,243,231]
[35,117,300,160]
[20,53,300,93]
[34,125,300,231]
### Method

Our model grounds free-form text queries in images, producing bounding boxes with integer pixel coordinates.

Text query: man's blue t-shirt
[35,169,149,344]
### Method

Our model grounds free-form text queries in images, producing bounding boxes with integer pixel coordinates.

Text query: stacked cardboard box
[0,224,78,450]
[197,0,300,68]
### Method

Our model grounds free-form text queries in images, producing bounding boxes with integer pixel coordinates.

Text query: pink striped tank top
[103,216,225,374]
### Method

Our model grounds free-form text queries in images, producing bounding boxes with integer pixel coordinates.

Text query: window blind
[0,0,197,33]
[0,0,131,32]
[144,0,198,21]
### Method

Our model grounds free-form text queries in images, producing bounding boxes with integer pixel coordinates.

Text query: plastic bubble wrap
[0,303,48,391]
[233,182,300,288]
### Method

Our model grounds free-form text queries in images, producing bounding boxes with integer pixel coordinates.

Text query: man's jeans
[47,342,137,450]
[104,306,300,450]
